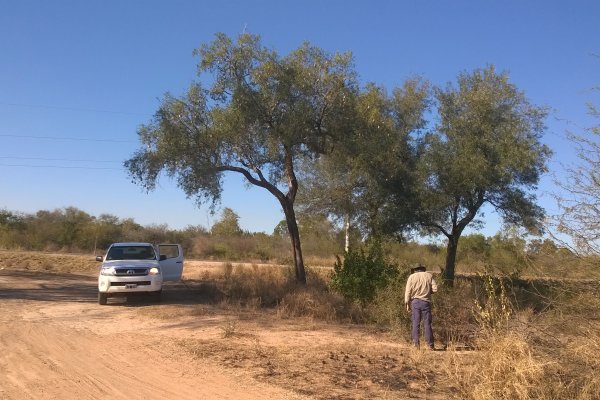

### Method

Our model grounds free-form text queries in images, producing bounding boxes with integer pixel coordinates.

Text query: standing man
[405,263,438,349]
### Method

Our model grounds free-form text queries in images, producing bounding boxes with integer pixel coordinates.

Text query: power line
[0,101,152,116]
[0,134,137,143]
[0,163,124,170]
[0,156,122,163]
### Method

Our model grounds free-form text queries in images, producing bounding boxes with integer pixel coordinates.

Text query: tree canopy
[297,79,430,243]
[415,66,550,283]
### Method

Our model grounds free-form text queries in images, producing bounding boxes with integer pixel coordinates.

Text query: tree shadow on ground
[0,269,97,303]
[0,269,226,306]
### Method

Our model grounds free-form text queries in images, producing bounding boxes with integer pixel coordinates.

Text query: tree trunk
[281,201,306,284]
[444,235,459,286]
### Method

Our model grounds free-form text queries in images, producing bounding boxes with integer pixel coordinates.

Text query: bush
[474,274,513,335]
[330,242,399,305]
[432,277,479,346]
[368,271,411,332]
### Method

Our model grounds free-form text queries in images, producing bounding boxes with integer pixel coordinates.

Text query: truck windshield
[106,246,156,261]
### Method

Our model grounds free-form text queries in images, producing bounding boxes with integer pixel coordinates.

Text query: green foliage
[457,231,529,277]
[527,238,558,255]
[211,208,244,236]
[272,220,288,239]
[1,204,596,283]
[301,65,550,284]
[487,231,528,277]
[0,207,195,253]
[0,210,27,248]
[457,234,491,262]
[0,209,26,228]
[330,242,399,304]
[272,215,343,256]
[297,79,429,238]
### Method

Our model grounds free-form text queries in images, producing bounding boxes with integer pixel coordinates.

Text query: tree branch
[423,222,452,239]
[217,165,286,203]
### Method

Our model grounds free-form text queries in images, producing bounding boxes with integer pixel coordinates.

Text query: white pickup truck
[95,242,184,305]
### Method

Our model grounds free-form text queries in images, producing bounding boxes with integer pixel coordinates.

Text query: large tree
[417,66,550,284]
[125,33,358,283]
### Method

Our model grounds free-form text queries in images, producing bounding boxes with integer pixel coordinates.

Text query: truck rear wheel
[98,292,108,305]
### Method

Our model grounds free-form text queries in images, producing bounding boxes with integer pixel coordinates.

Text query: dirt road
[0,264,449,399]
[0,269,311,400]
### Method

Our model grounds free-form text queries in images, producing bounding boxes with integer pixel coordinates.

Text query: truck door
[158,244,184,281]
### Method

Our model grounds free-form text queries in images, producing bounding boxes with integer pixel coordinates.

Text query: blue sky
[1,1,599,235]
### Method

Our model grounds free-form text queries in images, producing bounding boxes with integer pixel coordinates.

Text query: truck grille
[110,281,152,286]
[114,268,148,276]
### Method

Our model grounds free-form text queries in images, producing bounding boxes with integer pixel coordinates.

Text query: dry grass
[437,280,600,400]
[0,250,98,274]
[440,327,600,400]
[219,319,239,338]
[175,260,600,398]
[446,333,549,399]
[2,250,599,399]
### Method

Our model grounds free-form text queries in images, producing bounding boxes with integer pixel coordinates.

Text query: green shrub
[330,242,399,305]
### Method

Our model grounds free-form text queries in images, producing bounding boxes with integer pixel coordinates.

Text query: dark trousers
[411,299,434,349]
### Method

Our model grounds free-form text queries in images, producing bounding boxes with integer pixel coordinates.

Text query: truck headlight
[100,266,116,276]
[149,267,160,275]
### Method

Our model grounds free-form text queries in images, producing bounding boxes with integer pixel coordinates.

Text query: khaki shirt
[404,271,438,304]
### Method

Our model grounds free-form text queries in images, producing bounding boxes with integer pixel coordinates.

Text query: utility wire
[0,134,137,143]
[0,156,122,163]
[0,163,123,170]
[0,101,152,116]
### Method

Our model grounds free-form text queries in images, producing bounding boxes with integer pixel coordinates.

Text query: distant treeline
[0,206,592,279]
[0,207,341,262]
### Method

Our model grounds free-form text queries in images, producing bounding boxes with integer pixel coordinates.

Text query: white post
[344,214,350,253]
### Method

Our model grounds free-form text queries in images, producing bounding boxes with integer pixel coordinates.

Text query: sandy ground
[0,263,452,399]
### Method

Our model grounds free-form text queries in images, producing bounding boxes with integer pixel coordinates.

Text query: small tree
[330,242,398,305]
[125,33,358,284]
[553,87,600,255]
[211,207,243,236]
[93,214,124,251]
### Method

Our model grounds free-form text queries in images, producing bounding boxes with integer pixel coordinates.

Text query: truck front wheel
[98,292,108,305]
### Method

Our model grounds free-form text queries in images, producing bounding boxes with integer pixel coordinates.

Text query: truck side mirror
[159,255,167,261]
[95,256,103,262]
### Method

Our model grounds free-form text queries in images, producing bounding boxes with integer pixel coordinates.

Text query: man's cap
[410,263,426,273]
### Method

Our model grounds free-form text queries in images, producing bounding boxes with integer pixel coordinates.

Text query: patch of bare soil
[0,260,459,399]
